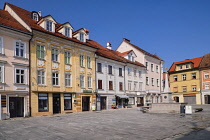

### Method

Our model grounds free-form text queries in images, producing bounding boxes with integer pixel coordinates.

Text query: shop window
[128,97,135,104]
[64,94,72,110]
[38,93,48,112]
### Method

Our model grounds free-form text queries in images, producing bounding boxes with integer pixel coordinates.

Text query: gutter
[0,24,31,35]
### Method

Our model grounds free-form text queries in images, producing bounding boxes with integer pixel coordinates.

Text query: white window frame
[0,36,4,54]
[37,44,45,59]
[174,75,178,81]
[182,74,186,81]
[156,65,159,73]
[79,33,84,42]
[205,84,209,89]
[88,76,92,88]
[80,54,84,67]
[37,70,45,85]
[0,64,4,83]
[52,48,59,62]
[87,56,91,68]
[64,51,71,64]
[65,27,70,37]
[52,72,59,86]
[192,73,196,79]
[204,73,209,79]
[151,64,154,72]
[146,77,149,85]
[151,78,154,86]
[65,74,71,87]
[33,13,38,21]
[128,82,132,91]
[14,68,26,84]
[145,62,148,70]
[46,20,52,31]
[14,40,26,58]
[80,75,85,88]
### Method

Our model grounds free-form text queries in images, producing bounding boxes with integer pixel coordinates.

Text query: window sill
[37,58,46,61]
[52,61,59,64]
[98,89,104,90]
[53,85,60,87]
[109,89,114,91]
[38,84,47,87]
[13,56,28,60]
[65,86,72,88]
[97,71,103,74]
[80,66,85,68]
[119,75,123,77]
[108,74,114,76]
[0,82,5,85]
[88,68,92,70]
[65,63,71,66]
[88,88,92,89]
[38,110,49,112]
[14,83,27,85]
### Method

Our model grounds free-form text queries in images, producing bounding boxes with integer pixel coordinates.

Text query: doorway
[9,97,24,118]
[53,94,60,114]
[100,96,107,110]
[137,97,144,107]
[204,95,210,104]
[82,96,90,111]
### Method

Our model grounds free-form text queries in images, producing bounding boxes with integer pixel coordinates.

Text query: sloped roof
[123,39,162,60]
[118,50,133,56]
[200,53,210,68]
[168,56,203,72]
[5,3,97,49]
[0,9,29,33]
[87,40,145,67]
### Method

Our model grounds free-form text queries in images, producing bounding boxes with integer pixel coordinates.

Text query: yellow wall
[30,31,96,116]
[170,70,201,104]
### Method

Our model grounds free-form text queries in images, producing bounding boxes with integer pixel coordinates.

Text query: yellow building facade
[30,31,97,116]
[169,57,203,104]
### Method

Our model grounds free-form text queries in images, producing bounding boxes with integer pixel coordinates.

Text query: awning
[116,95,129,98]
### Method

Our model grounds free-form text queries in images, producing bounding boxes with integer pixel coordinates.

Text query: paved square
[0,108,210,140]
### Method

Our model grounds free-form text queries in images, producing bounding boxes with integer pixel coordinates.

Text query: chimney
[107,42,112,50]
[38,11,42,17]
[123,38,130,42]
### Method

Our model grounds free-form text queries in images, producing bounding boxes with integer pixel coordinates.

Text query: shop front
[116,95,129,108]
[96,94,115,110]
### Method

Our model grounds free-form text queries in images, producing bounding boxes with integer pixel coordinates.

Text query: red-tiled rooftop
[5,3,97,49]
[123,39,162,60]
[118,50,133,56]
[0,9,29,32]
[168,56,203,72]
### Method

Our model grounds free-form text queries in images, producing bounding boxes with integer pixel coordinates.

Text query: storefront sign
[83,90,92,93]
[112,99,116,101]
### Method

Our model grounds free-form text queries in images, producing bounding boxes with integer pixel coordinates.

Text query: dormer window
[179,65,182,70]
[46,20,52,31]
[65,27,70,37]
[132,56,134,62]
[79,33,84,42]
[33,13,38,21]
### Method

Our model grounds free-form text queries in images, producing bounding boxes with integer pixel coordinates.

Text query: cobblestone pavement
[0,108,210,140]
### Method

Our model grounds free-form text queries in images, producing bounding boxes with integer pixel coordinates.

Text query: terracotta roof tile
[87,40,145,67]
[168,56,203,72]
[0,9,29,32]
[123,39,162,60]
[6,3,97,49]
[118,50,133,56]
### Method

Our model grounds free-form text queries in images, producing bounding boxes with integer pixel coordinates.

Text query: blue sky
[1,0,210,69]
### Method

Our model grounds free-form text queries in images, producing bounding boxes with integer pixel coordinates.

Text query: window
[0,65,3,83]
[119,68,122,76]
[52,48,59,62]
[128,68,131,75]
[186,64,189,69]
[15,69,25,84]
[80,75,84,88]
[128,82,131,91]
[0,36,3,54]
[182,74,186,81]
[183,87,187,92]
[173,87,178,93]
[157,79,159,87]
[88,76,92,88]
[46,20,52,31]
[151,64,154,72]
[131,56,134,62]
[64,94,72,110]
[37,70,45,85]
[174,75,178,81]
[52,73,59,86]
[151,78,154,86]
[156,65,159,73]
[98,80,102,89]
[192,73,196,79]
[205,73,209,79]
[97,63,102,72]
[65,27,70,37]
[109,81,113,90]
[119,82,123,91]
[80,55,84,67]
[146,77,149,85]
[87,56,91,68]
[79,33,84,42]
[15,41,25,57]
[179,65,182,70]
[139,71,142,78]
[33,13,38,21]
[37,45,45,59]
[128,55,131,61]
[145,62,148,70]
[139,82,142,91]
[134,69,137,76]
[64,52,71,64]
[128,97,135,104]
[108,65,112,74]
[38,93,48,112]
[205,84,209,89]
[134,82,137,91]
[192,86,196,92]
[65,74,71,87]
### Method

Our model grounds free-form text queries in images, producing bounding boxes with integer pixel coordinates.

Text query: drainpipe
[199,68,202,104]
[29,32,33,117]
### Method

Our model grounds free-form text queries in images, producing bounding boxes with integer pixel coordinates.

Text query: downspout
[95,54,99,110]
[29,32,33,117]
[199,68,202,104]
